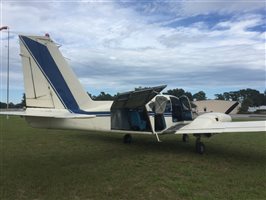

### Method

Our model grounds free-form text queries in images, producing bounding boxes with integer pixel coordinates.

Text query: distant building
[193,100,240,114]
[248,106,266,113]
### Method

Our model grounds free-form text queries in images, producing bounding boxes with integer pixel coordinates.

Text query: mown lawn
[0,116,265,200]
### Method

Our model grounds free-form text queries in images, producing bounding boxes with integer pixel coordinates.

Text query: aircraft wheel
[182,134,189,143]
[123,134,132,144]
[196,142,205,154]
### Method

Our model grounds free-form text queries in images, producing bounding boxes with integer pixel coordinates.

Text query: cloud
[171,0,264,16]
[0,1,265,103]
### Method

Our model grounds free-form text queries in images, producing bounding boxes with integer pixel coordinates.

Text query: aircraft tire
[196,142,205,154]
[182,134,189,143]
[123,134,132,144]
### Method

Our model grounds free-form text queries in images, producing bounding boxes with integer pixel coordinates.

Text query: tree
[238,98,253,113]
[215,89,265,107]
[184,92,193,101]
[215,94,225,100]
[93,92,114,101]
[238,89,264,106]
[163,88,193,101]
[262,90,266,105]
[228,91,240,101]
[87,92,93,99]
[134,86,151,91]
[193,91,206,101]
[165,88,185,97]
[21,93,26,107]
[223,92,231,101]
[87,91,114,100]
[0,102,7,109]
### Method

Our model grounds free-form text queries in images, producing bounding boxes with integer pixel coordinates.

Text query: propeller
[225,102,239,114]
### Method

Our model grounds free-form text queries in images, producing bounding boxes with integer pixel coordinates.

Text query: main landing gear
[123,134,132,144]
[182,134,189,143]
[195,136,205,154]
[123,133,206,154]
[183,134,205,154]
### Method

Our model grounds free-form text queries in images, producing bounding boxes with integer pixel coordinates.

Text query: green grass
[1,116,265,200]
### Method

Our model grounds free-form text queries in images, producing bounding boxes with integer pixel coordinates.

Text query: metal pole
[0,26,9,112]
[6,27,9,110]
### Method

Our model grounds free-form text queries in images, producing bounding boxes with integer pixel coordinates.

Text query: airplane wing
[0,110,96,119]
[175,113,266,134]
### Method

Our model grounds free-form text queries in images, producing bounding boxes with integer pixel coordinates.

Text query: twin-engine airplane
[1,35,265,154]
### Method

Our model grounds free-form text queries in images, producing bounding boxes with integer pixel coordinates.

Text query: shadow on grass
[66,130,265,165]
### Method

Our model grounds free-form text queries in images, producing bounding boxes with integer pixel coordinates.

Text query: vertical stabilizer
[19,35,94,112]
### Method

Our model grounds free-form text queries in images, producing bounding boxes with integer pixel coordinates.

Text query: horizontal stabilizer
[0,110,96,119]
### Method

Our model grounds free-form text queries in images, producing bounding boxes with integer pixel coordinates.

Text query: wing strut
[154,131,162,142]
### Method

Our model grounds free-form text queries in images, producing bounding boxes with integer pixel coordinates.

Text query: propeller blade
[225,102,239,114]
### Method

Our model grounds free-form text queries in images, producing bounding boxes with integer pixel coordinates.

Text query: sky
[0,0,265,103]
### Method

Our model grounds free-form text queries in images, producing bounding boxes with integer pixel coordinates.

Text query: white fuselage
[24,95,194,135]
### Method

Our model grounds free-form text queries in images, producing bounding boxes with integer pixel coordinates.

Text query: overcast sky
[0,0,265,103]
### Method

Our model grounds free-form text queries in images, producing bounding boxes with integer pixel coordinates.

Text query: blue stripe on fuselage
[21,36,83,113]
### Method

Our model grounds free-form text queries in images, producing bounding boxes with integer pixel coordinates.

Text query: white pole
[6,27,9,110]
[0,26,9,114]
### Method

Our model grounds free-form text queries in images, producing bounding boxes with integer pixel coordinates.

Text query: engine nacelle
[181,112,232,136]
[198,112,232,123]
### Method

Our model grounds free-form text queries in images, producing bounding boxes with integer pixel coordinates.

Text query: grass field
[1,116,265,200]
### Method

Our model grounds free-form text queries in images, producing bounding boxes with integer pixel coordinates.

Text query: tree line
[1,88,265,113]
[214,89,266,113]
[87,88,208,101]
[0,94,26,109]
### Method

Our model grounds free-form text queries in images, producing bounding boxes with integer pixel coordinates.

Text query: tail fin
[19,35,93,112]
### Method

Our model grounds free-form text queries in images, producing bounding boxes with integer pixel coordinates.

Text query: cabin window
[180,96,193,120]
[165,100,172,113]
[111,107,151,132]
[170,97,182,122]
